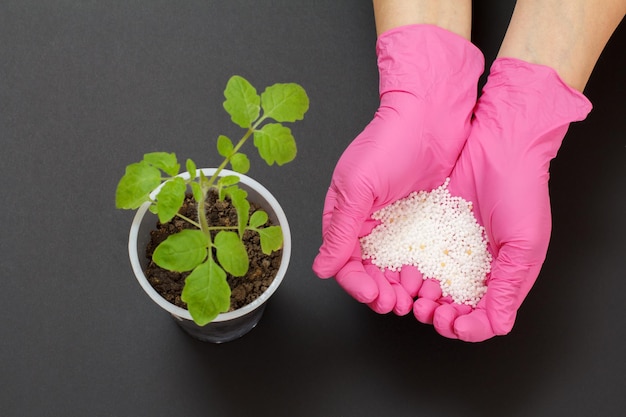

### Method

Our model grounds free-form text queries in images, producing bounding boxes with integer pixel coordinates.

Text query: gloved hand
[312,24,484,314]
[413,58,592,341]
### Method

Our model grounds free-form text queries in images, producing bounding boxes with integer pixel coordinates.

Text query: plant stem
[205,225,239,231]
[205,126,255,188]
[196,117,265,240]
[174,212,201,228]
[197,187,212,238]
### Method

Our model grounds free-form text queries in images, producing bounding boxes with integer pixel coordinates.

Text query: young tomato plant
[115,75,309,325]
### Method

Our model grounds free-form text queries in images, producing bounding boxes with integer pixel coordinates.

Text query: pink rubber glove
[312,24,484,314]
[413,58,592,341]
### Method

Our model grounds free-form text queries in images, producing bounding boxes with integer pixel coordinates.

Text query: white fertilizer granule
[360,179,492,307]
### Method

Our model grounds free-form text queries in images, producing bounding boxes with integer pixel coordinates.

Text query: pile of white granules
[360,179,492,307]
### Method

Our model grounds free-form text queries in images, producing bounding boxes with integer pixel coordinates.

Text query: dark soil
[144,190,282,312]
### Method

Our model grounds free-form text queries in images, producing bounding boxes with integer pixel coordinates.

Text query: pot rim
[128,168,291,323]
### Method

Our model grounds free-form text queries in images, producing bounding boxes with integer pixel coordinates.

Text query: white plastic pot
[128,168,291,343]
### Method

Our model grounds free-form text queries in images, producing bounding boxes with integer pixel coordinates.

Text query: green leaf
[115,161,162,209]
[226,186,250,237]
[261,82,309,123]
[230,152,250,174]
[217,135,234,158]
[190,182,203,203]
[249,210,268,228]
[181,259,231,326]
[217,175,240,200]
[186,159,197,180]
[155,177,187,223]
[218,175,240,187]
[143,152,180,176]
[253,123,297,166]
[214,231,249,277]
[223,75,261,128]
[153,229,208,272]
[256,226,283,255]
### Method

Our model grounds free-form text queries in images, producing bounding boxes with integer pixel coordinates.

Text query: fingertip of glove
[391,285,413,316]
[335,271,379,304]
[453,310,498,342]
[433,304,461,339]
[351,285,379,304]
[413,298,438,324]
[368,296,396,314]
[393,301,413,317]
[398,265,423,297]
[418,278,443,299]
[312,253,338,279]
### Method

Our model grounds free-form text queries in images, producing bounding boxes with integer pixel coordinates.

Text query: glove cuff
[477,58,593,160]
[485,57,592,125]
[376,24,484,98]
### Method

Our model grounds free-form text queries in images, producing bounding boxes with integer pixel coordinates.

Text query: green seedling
[116,75,309,325]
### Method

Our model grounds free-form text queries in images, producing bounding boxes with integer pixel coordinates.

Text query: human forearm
[497,0,626,91]
[373,0,472,39]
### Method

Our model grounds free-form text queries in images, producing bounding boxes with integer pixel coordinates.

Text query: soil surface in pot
[144,190,282,312]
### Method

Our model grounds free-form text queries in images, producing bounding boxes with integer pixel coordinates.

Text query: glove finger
[313,187,340,278]
[391,282,413,316]
[417,278,443,300]
[319,186,338,233]
[335,262,379,304]
[334,243,379,304]
[412,279,444,324]
[335,243,380,303]
[380,268,414,315]
[365,264,396,314]
[313,187,372,279]
[383,269,400,284]
[413,297,440,324]
[452,308,497,342]
[483,247,543,335]
[432,303,473,339]
[398,265,423,297]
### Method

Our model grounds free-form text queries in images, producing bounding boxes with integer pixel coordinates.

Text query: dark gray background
[1,1,624,416]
